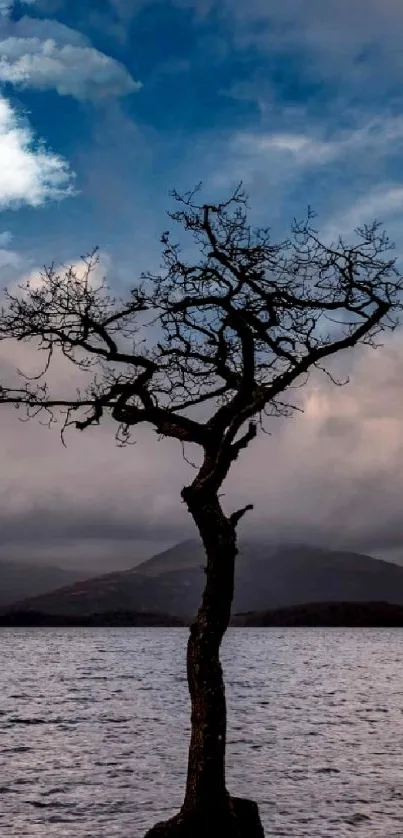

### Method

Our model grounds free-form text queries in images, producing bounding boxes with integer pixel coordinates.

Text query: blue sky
[2,0,403,280]
[3,0,403,568]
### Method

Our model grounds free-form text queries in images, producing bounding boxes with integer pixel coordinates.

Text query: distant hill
[2,603,402,628]
[0,559,89,608]
[232,602,403,628]
[5,541,403,619]
[0,609,185,627]
[233,601,403,626]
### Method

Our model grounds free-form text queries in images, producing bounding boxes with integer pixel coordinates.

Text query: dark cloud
[1,325,403,571]
[0,505,187,544]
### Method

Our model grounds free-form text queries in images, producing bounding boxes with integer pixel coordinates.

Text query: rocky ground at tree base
[143,797,265,838]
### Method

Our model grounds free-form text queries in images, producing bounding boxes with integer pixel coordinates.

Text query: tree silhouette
[0,186,401,837]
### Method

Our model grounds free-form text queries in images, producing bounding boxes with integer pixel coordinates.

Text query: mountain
[5,540,403,619]
[233,601,403,627]
[0,559,89,608]
[0,609,186,627]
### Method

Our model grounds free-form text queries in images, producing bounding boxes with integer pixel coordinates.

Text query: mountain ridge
[4,540,403,618]
[0,558,90,608]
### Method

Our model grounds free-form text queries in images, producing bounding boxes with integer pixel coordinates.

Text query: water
[0,628,403,838]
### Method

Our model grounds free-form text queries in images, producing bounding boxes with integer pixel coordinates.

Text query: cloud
[219,0,403,103]
[0,234,24,269]
[202,112,403,242]
[0,0,35,16]
[9,16,89,46]
[13,251,111,304]
[225,0,403,53]
[0,231,12,247]
[216,116,403,186]
[1,290,403,569]
[0,327,189,569]
[0,93,74,208]
[321,185,403,241]
[0,234,33,290]
[226,334,403,560]
[0,36,141,100]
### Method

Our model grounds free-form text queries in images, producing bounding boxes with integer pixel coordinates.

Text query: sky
[1,0,403,571]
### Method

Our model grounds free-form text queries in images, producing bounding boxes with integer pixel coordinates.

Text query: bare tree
[0,186,401,837]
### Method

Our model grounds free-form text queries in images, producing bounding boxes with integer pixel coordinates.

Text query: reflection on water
[1,627,403,837]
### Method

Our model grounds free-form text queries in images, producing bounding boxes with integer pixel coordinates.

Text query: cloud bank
[1,322,403,569]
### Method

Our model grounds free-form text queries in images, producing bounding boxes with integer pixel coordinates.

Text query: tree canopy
[0,186,401,496]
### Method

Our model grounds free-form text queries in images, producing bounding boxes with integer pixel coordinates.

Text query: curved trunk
[144,487,264,837]
[182,489,236,815]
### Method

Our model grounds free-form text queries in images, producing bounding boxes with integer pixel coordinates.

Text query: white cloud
[0,93,74,208]
[322,185,403,241]
[206,115,403,236]
[0,31,141,101]
[18,250,110,297]
[10,17,89,47]
[228,116,403,180]
[0,233,28,280]
[0,245,24,269]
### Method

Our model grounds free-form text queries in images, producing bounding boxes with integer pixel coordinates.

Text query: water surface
[1,627,402,837]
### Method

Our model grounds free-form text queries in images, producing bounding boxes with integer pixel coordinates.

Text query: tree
[0,186,401,837]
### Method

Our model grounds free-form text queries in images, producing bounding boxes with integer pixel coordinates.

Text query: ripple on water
[1,627,403,837]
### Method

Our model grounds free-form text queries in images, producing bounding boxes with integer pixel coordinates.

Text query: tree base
[143,796,265,838]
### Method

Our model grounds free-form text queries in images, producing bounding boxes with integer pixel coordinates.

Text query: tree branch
[230,422,258,461]
[0,184,401,499]
[229,504,254,528]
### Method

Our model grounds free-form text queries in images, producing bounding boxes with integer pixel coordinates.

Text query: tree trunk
[144,489,265,838]
[182,489,236,818]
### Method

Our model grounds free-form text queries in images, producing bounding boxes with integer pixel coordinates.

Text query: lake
[0,628,402,837]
